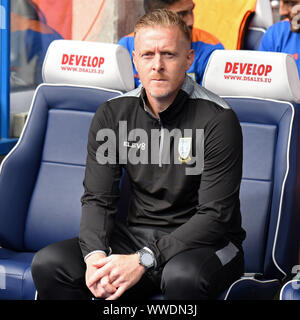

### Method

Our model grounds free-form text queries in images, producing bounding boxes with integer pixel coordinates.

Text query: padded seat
[226,97,299,280]
[0,85,122,299]
[242,27,265,50]
[0,40,133,299]
[202,49,300,299]
[0,249,35,300]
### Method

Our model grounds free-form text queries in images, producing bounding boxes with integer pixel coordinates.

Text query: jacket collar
[140,76,192,123]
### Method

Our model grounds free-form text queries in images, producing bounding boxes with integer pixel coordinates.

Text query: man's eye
[164,52,175,57]
[142,53,153,58]
[178,10,189,17]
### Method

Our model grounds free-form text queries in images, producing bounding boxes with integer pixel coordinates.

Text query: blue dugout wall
[0,0,17,155]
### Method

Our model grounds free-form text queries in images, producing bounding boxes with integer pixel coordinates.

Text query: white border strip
[222,95,295,278]
[0,83,122,175]
[247,26,266,33]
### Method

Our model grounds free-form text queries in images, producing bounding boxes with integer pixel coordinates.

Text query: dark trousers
[31,222,244,300]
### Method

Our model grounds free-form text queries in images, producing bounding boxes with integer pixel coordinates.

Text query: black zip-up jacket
[79,76,246,268]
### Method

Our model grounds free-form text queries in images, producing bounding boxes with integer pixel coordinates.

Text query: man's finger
[101,276,117,294]
[87,264,111,287]
[111,277,123,288]
[92,256,110,268]
[91,282,111,299]
[108,270,120,284]
[105,285,126,300]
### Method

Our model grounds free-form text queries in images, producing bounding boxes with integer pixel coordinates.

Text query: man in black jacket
[32,9,245,300]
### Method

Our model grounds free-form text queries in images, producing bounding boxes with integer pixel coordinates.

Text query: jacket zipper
[158,119,164,167]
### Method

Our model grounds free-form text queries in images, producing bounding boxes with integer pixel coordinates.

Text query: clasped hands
[85,252,146,300]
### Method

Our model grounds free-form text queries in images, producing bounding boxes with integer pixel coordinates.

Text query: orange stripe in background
[191,28,222,45]
[11,12,56,34]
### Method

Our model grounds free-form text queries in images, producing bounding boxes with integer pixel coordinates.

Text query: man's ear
[186,49,195,70]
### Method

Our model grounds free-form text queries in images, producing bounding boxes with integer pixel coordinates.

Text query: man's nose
[152,54,164,71]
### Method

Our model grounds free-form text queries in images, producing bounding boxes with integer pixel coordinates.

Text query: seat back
[249,0,273,30]
[0,40,134,252]
[23,86,120,251]
[42,40,134,92]
[242,27,265,50]
[225,97,300,278]
[203,49,300,102]
[203,50,300,280]
[242,0,273,50]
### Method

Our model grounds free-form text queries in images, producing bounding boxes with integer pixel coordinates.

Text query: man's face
[280,0,300,32]
[133,26,194,108]
[166,0,195,33]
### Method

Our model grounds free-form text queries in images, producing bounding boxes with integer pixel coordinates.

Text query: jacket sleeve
[79,105,122,258]
[147,109,243,267]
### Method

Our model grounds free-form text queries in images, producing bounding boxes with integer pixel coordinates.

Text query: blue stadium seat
[242,0,272,50]
[0,40,133,299]
[219,97,300,299]
[242,27,265,50]
[1,42,300,300]
[202,49,300,299]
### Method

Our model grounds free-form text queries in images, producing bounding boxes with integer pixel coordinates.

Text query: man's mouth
[151,79,167,82]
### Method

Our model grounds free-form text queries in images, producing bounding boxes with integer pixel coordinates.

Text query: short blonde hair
[134,9,191,44]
